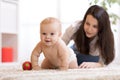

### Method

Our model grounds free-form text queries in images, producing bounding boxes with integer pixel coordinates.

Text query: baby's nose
[46,35,50,38]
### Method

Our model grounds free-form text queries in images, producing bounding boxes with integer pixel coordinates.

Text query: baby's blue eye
[42,33,46,35]
[51,33,54,35]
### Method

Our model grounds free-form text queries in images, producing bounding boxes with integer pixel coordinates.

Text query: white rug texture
[0,63,120,80]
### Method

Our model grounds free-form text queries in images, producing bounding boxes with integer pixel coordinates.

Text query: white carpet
[0,63,120,80]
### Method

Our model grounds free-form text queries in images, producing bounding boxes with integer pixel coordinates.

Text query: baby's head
[40,17,61,36]
[40,17,62,46]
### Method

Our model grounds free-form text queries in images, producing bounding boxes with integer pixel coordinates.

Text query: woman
[62,5,115,68]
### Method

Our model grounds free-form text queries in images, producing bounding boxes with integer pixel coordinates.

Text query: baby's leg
[69,59,78,69]
[68,48,78,69]
[41,58,53,69]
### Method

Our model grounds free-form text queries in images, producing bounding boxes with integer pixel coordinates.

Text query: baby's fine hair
[40,17,62,33]
[40,17,61,28]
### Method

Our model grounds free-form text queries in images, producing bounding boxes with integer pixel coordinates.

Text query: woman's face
[84,15,98,38]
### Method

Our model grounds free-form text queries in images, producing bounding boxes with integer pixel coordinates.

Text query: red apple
[22,61,32,70]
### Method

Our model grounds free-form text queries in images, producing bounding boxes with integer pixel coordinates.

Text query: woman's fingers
[78,62,100,68]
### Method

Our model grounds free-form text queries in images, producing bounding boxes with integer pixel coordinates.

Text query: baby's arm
[31,42,42,70]
[58,40,69,70]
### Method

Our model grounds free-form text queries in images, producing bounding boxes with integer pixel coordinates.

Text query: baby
[31,17,78,70]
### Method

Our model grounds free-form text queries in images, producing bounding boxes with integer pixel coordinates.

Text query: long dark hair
[74,5,114,65]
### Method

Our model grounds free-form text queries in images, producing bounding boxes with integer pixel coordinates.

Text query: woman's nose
[88,26,92,32]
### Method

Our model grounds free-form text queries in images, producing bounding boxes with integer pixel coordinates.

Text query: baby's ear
[59,32,62,37]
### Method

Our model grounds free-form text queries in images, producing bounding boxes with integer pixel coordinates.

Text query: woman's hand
[78,62,103,68]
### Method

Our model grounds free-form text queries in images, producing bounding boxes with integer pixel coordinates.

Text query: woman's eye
[86,22,90,26]
[93,25,98,29]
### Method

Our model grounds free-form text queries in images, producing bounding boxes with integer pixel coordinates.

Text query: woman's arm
[78,55,105,68]
[62,21,81,45]
[62,25,75,45]
[78,62,103,68]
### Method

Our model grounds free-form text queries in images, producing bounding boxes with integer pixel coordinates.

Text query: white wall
[18,0,89,63]
[18,0,120,65]
[18,0,58,63]
[109,4,120,65]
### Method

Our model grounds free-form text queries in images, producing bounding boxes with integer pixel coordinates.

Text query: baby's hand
[32,66,41,70]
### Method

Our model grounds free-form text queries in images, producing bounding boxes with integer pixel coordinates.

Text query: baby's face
[40,22,61,46]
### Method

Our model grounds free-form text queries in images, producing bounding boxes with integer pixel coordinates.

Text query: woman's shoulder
[66,20,82,33]
[71,20,82,28]
[62,20,82,44]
